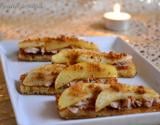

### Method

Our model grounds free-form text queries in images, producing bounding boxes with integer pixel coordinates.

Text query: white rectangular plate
[0,36,160,125]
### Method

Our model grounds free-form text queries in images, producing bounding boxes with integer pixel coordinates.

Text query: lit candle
[103,3,131,31]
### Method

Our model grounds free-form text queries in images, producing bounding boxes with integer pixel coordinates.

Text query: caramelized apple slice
[95,84,160,112]
[58,83,102,110]
[23,64,66,87]
[55,62,118,90]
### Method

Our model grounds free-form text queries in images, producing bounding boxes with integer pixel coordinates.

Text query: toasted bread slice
[18,64,66,95]
[52,49,136,77]
[56,82,160,119]
[18,35,99,61]
[55,62,118,93]
[59,104,160,119]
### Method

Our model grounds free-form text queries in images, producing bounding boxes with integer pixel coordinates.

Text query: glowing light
[104,3,131,20]
[113,3,121,13]
[146,0,152,4]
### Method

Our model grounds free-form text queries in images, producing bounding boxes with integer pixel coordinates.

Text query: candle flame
[113,3,121,13]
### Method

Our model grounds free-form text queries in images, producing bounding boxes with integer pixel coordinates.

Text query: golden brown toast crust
[59,104,160,119]
[18,83,55,95]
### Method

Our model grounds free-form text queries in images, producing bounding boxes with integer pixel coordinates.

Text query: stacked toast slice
[52,49,136,77]
[18,35,99,61]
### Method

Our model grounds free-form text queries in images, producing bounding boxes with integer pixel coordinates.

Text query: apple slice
[51,49,69,64]
[23,64,65,87]
[55,62,118,90]
[95,84,160,112]
[58,83,97,110]
[96,89,129,112]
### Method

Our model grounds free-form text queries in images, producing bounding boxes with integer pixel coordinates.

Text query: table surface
[0,0,159,124]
